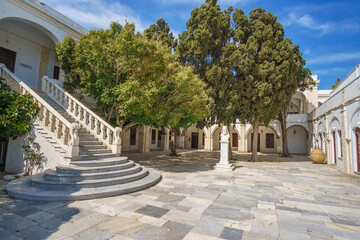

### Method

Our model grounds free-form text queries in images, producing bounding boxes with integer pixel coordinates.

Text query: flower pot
[310,148,326,164]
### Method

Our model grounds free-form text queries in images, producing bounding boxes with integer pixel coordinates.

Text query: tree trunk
[279,108,291,158]
[249,119,259,162]
[169,128,178,156]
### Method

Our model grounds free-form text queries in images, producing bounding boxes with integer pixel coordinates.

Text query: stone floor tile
[219,227,244,240]
[132,225,186,240]
[191,215,227,237]
[183,232,222,240]
[138,215,167,227]
[14,224,53,240]
[74,227,116,240]
[95,216,147,236]
[135,205,169,218]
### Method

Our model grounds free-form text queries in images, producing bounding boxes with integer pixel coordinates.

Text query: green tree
[232,7,312,161]
[144,18,177,49]
[154,61,209,156]
[0,78,39,140]
[56,23,170,131]
[177,0,237,127]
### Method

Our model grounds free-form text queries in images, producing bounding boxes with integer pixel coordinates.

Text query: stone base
[215,162,235,171]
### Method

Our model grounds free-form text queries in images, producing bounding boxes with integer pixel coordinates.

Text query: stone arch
[1,17,60,43]
[211,125,239,151]
[245,125,280,140]
[286,125,309,154]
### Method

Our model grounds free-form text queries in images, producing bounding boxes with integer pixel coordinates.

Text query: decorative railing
[0,64,80,158]
[42,76,121,154]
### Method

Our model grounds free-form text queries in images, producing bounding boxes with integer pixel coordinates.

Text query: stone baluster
[55,118,62,138]
[59,91,64,107]
[37,103,44,121]
[107,128,113,145]
[69,123,80,157]
[74,103,79,117]
[113,127,122,154]
[102,124,107,140]
[61,124,69,145]
[49,113,56,132]
[90,115,95,130]
[79,108,84,121]
[42,108,50,127]
[85,112,90,126]
[64,95,68,109]
[95,120,101,135]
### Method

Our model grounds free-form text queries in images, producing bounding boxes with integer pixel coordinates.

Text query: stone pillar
[204,128,211,150]
[161,129,170,151]
[179,136,185,149]
[139,126,150,153]
[38,46,50,89]
[238,124,246,152]
[324,115,331,164]
[340,105,351,173]
[215,126,235,170]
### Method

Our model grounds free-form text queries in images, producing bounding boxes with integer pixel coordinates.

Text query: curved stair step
[44,164,142,181]
[57,161,135,174]
[70,157,128,166]
[31,169,149,189]
[6,171,161,201]
[74,153,120,160]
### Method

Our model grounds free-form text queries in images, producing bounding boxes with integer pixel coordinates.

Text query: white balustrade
[0,64,79,158]
[41,76,122,154]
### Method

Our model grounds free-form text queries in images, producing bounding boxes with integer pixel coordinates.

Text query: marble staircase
[1,68,161,201]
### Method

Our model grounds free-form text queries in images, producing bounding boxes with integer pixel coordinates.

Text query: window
[151,129,156,144]
[203,132,205,146]
[53,65,60,80]
[0,47,16,73]
[266,133,274,148]
[130,128,136,145]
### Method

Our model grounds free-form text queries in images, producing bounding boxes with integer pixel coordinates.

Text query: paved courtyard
[1,150,360,240]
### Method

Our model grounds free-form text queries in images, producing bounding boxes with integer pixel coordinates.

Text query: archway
[184,125,205,149]
[246,126,279,153]
[287,125,308,154]
[212,126,239,151]
[0,18,61,89]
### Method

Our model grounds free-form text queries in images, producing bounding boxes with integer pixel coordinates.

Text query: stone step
[79,141,102,145]
[70,157,129,167]
[31,169,149,189]
[79,145,107,149]
[75,153,119,160]
[60,160,133,172]
[44,164,141,181]
[79,149,112,155]
[6,171,162,201]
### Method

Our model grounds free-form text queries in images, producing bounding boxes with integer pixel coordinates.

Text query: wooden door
[232,133,238,147]
[157,130,162,148]
[356,128,360,172]
[191,133,198,149]
[332,132,337,164]
[251,133,260,152]
[0,47,16,73]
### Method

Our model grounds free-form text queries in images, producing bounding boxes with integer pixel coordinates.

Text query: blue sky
[43,0,360,90]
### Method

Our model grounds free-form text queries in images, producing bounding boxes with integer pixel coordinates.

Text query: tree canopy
[57,21,208,144]
[144,18,177,50]
[178,0,310,161]
[0,78,39,140]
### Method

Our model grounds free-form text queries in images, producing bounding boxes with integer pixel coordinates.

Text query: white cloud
[308,52,360,64]
[281,12,331,34]
[42,0,147,31]
[312,67,347,75]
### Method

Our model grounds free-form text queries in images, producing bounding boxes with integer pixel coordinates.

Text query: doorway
[332,132,337,164]
[0,138,8,171]
[356,128,360,172]
[232,133,238,148]
[191,133,199,149]
[0,47,16,73]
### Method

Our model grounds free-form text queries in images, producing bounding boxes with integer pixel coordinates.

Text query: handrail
[42,76,122,154]
[0,64,80,158]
